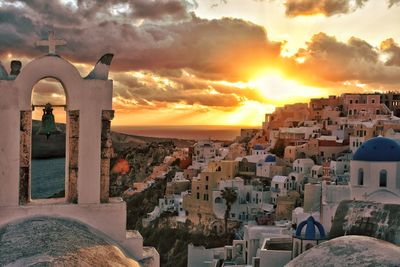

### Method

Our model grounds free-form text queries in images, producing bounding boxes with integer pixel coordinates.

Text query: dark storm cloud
[284,0,399,17]
[0,0,281,82]
[20,0,190,24]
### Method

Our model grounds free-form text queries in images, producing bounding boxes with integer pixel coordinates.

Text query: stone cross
[36,31,66,55]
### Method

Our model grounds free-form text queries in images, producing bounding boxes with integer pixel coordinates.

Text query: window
[205,185,208,190]
[205,176,209,182]
[372,99,375,104]
[196,192,200,199]
[379,170,387,187]
[358,168,364,185]
[350,100,353,104]
[204,194,209,201]
[215,197,223,204]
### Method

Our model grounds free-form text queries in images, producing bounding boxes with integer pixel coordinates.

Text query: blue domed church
[292,216,327,258]
[351,137,400,203]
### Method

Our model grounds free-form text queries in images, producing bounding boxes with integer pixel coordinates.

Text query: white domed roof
[0,217,139,266]
[286,235,400,267]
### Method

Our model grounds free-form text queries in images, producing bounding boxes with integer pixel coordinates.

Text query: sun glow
[248,70,326,105]
[225,101,275,126]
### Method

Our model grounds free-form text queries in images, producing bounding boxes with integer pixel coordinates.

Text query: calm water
[31,158,65,199]
[111,125,258,141]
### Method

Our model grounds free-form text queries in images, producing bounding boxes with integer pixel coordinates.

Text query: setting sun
[248,71,326,106]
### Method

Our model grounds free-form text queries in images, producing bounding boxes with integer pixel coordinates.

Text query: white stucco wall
[187,244,224,267]
[0,55,112,205]
[0,81,20,205]
[350,161,400,202]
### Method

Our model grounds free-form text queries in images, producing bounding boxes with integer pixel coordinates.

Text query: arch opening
[379,169,387,187]
[358,168,364,186]
[31,78,67,201]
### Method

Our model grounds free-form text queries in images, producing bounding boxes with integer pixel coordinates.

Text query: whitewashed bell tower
[0,32,159,266]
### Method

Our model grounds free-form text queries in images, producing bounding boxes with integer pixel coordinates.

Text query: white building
[187,224,292,267]
[350,136,400,203]
[329,154,351,184]
[293,158,314,175]
[320,181,350,232]
[287,172,305,195]
[256,155,277,178]
[271,176,289,204]
[212,178,271,222]
[192,140,227,170]
[251,144,269,156]
[310,165,323,179]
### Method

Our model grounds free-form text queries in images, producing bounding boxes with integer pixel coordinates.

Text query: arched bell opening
[31,78,66,202]
[19,77,79,205]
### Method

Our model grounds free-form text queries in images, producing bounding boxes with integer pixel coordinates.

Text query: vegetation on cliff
[124,176,234,267]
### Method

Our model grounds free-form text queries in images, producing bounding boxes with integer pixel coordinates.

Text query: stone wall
[19,111,31,205]
[100,110,114,203]
[68,110,79,203]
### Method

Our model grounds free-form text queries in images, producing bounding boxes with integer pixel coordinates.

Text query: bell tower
[0,32,159,266]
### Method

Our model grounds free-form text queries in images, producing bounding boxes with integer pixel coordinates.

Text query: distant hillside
[32,120,66,159]
[32,120,194,159]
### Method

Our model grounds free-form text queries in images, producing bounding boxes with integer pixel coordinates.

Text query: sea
[111,125,259,141]
[31,125,260,198]
[31,158,65,199]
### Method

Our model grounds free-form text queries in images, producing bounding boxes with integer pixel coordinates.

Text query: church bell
[37,103,60,139]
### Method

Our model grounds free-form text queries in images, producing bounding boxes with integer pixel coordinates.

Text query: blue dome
[353,137,400,162]
[295,216,326,240]
[253,144,264,150]
[265,155,276,162]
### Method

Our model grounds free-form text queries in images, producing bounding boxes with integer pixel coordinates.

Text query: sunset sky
[1,0,400,126]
